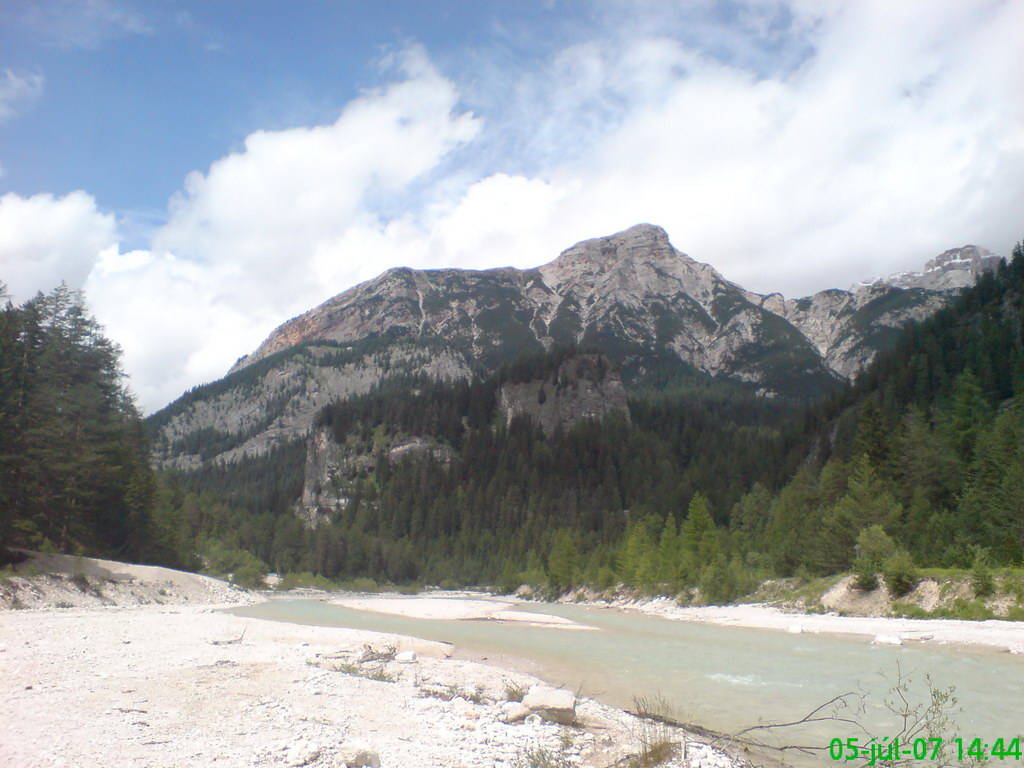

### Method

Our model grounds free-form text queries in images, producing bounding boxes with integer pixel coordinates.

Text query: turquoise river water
[229,598,1023,763]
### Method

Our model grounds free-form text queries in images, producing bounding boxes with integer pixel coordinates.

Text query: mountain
[149,224,999,470]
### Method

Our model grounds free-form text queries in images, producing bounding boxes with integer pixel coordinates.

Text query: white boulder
[522,685,576,724]
[336,741,380,768]
[872,634,903,646]
[500,701,530,723]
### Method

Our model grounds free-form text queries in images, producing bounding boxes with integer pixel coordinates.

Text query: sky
[1,0,1023,413]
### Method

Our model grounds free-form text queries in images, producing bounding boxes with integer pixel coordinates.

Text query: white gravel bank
[619,598,1024,653]
[0,603,746,768]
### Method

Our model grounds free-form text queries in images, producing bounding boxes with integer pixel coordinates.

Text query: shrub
[1000,571,1024,601]
[1005,605,1024,622]
[231,561,267,589]
[853,525,896,592]
[970,548,995,598]
[882,549,919,597]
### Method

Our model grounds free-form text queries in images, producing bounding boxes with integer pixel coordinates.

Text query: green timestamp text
[828,736,1023,764]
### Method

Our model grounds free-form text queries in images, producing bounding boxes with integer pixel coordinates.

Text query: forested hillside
[0,285,186,568]
[155,242,1024,598]
[5,241,1021,600]
[726,242,1024,580]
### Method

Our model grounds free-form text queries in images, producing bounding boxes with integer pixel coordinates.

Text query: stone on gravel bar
[522,685,576,724]
[336,741,380,768]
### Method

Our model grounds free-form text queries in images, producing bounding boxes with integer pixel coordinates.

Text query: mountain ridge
[151,224,1000,471]
[230,223,997,385]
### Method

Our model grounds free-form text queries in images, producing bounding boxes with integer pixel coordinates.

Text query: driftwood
[209,627,246,645]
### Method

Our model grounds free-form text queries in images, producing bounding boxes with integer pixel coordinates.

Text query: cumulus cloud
[455,0,1024,297]
[6,1,1024,412]
[85,48,481,411]
[0,191,116,301]
[0,69,44,125]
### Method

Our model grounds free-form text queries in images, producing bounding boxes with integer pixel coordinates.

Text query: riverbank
[581,594,1024,654]
[0,558,748,768]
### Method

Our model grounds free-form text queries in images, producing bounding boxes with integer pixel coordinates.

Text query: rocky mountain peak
[855,244,1001,292]
[540,223,683,278]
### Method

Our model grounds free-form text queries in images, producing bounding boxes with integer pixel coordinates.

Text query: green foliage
[853,525,897,591]
[930,598,995,621]
[882,548,920,597]
[970,548,995,598]
[547,530,579,592]
[276,572,341,591]
[0,285,178,567]
[120,240,1024,596]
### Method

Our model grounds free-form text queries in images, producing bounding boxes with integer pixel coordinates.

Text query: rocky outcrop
[860,245,1002,292]
[150,343,472,470]
[497,354,629,436]
[298,428,456,526]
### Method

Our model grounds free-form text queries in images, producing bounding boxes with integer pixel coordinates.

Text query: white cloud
[6,2,1024,413]
[84,48,481,411]
[0,191,116,301]
[14,0,152,49]
[0,69,44,124]
[430,0,1024,297]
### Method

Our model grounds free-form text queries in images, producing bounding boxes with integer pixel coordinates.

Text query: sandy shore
[616,597,1024,653]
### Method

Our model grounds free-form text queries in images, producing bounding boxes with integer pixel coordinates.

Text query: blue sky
[2,0,1023,411]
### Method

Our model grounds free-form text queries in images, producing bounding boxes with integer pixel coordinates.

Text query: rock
[872,634,903,646]
[522,685,576,725]
[524,714,543,725]
[786,625,803,634]
[286,740,321,766]
[336,741,380,768]
[395,650,417,663]
[500,701,530,723]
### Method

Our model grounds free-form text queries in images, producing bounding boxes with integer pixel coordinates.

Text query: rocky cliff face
[858,245,1001,292]
[150,342,472,471]
[152,223,1000,469]
[497,354,630,437]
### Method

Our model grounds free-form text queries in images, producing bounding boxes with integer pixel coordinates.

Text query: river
[229,597,1023,764]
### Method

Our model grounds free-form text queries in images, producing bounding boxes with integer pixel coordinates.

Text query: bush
[1005,605,1024,622]
[277,572,339,591]
[231,560,267,589]
[853,525,896,592]
[882,549,919,597]
[932,598,994,621]
[970,548,995,598]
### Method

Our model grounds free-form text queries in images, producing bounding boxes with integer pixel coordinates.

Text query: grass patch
[630,694,679,767]
[627,740,675,768]
[419,683,488,703]
[1004,605,1024,622]
[998,569,1024,601]
[929,598,994,621]
[503,681,528,702]
[755,575,842,607]
[918,567,969,580]
[512,746,573,768]
[331,662,396,682]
